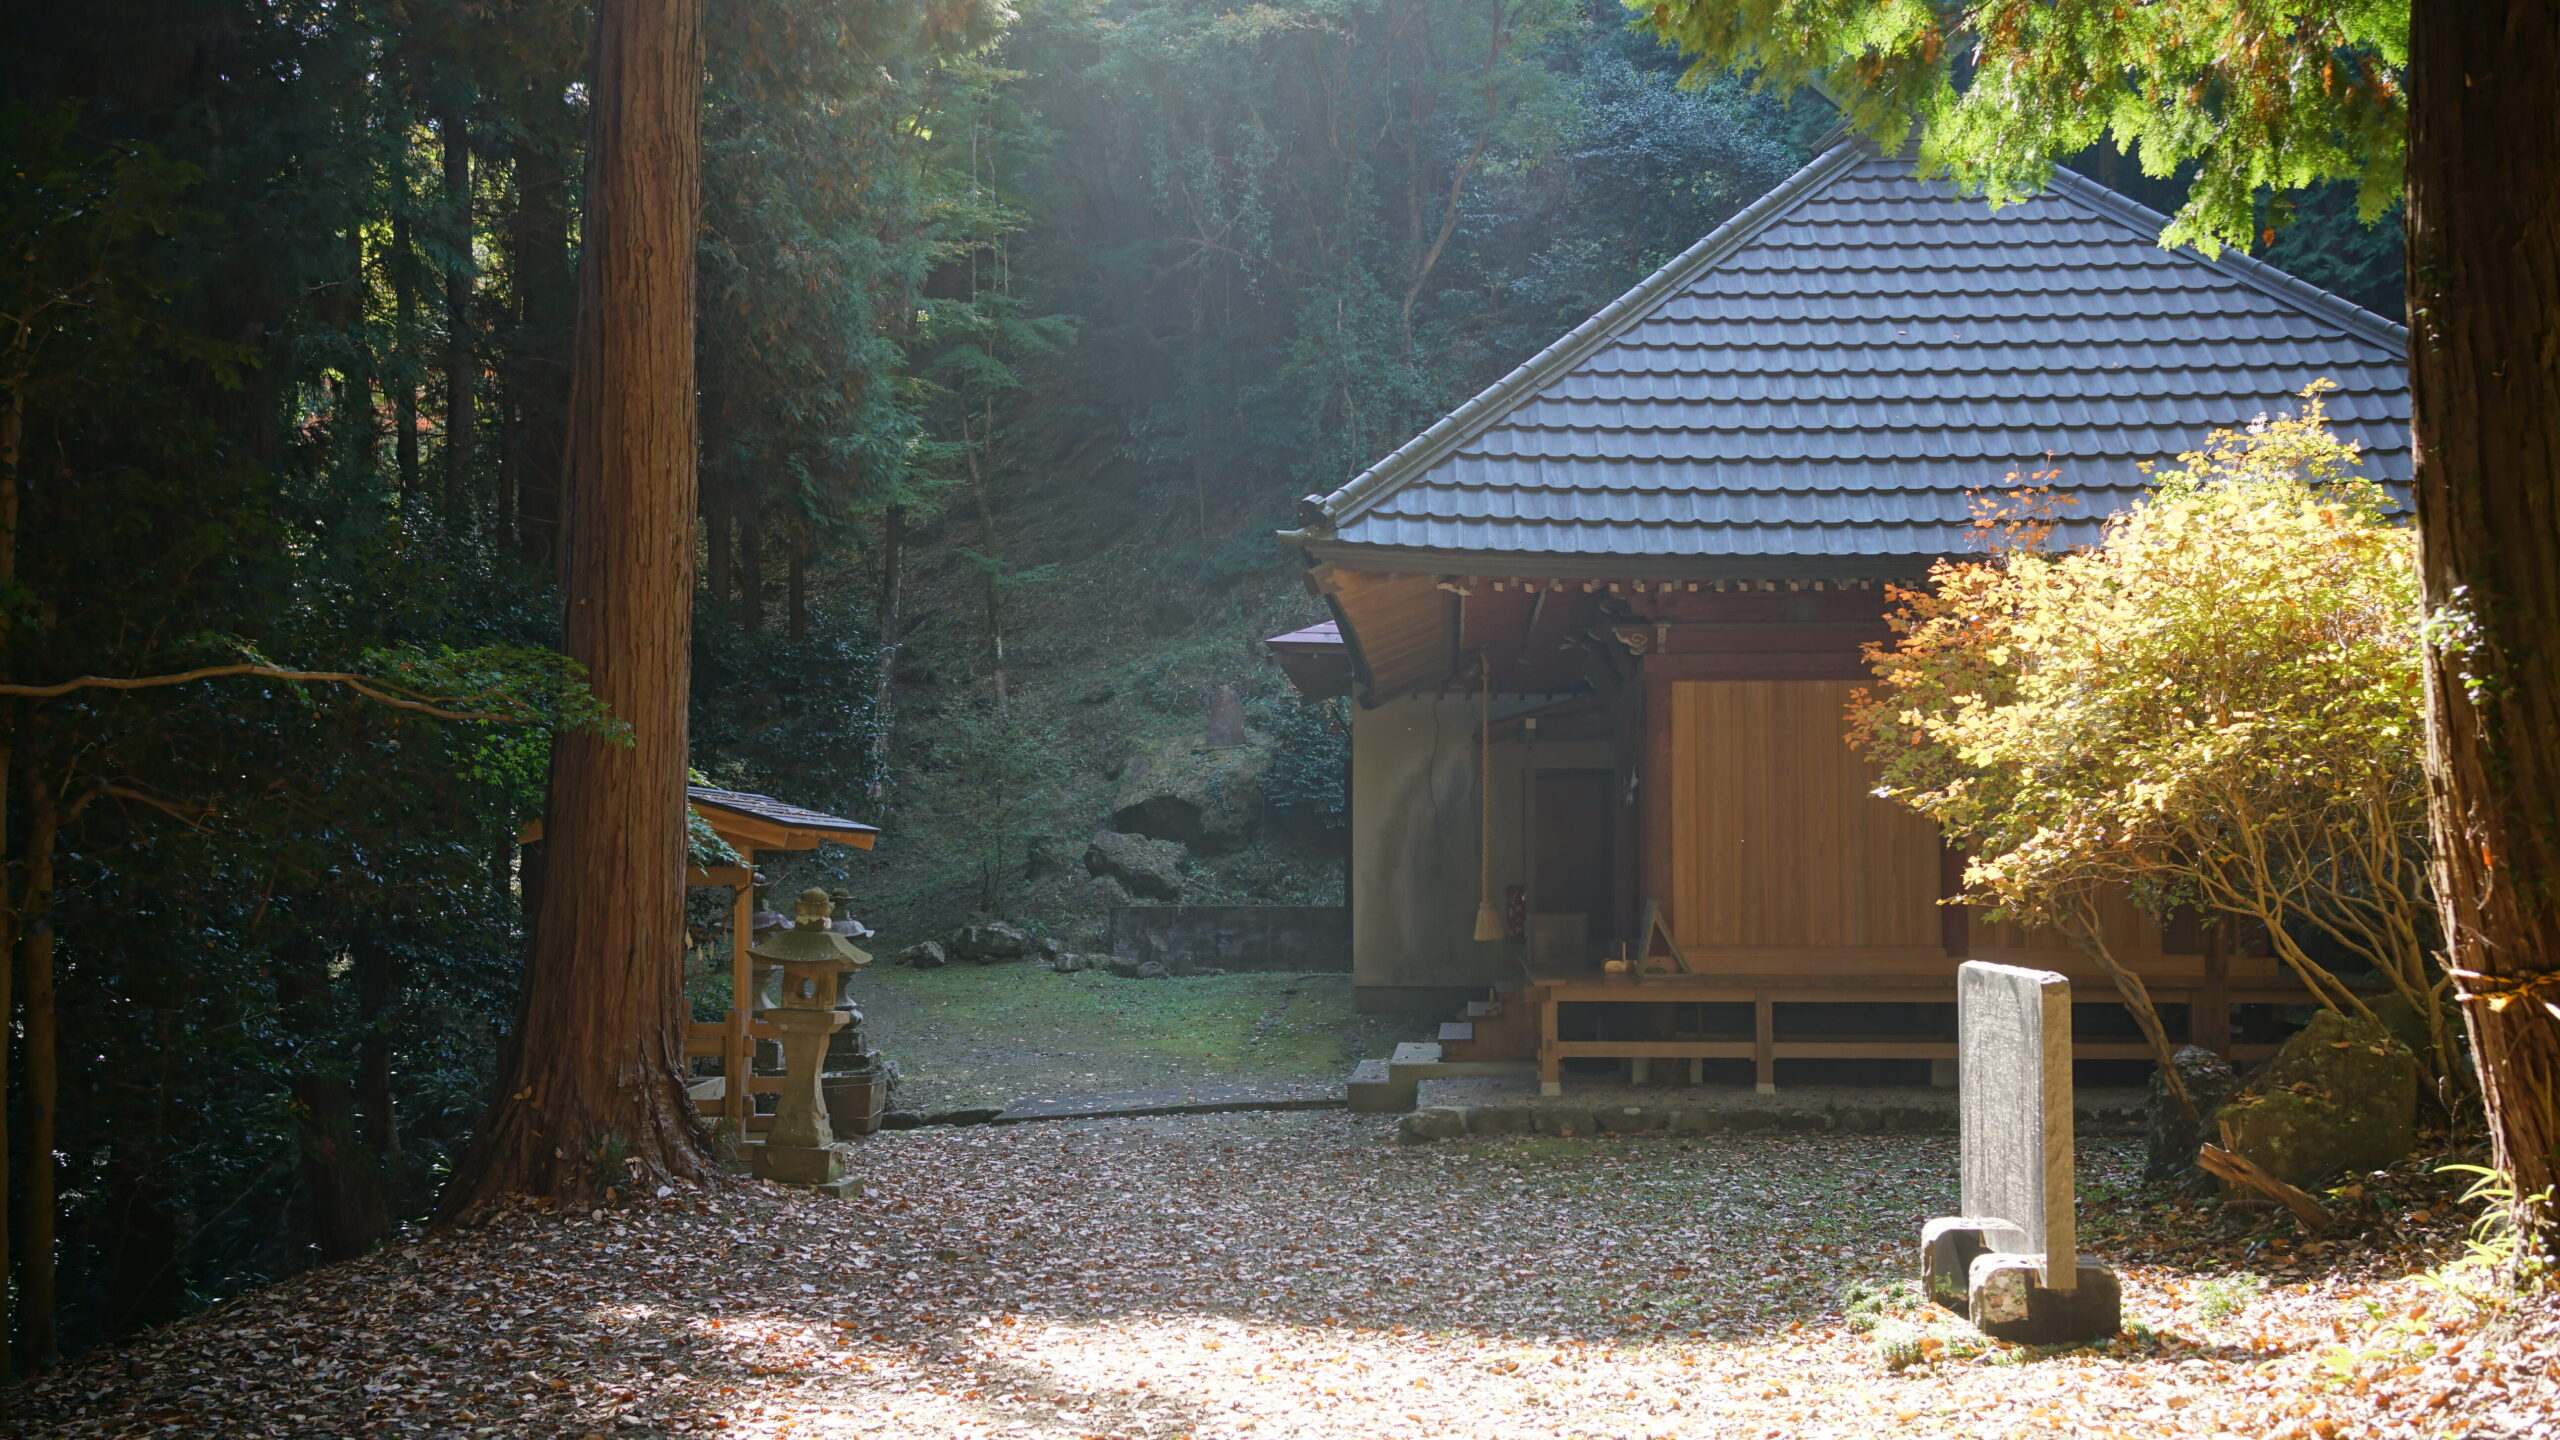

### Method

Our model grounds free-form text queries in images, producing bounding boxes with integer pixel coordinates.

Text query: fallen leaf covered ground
[7,1115,2555,1439]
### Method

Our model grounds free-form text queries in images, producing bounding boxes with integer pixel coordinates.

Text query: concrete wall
[1349,692,1613,1006]
[1107,906,1351,973]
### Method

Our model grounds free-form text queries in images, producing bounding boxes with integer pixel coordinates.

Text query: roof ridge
[1286,139,1872,538]
[2037,165,2409,352]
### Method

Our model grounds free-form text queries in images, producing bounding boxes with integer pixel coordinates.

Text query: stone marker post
[746,889,872,1198]
[1920,961,2121,1343]
[1203,683,1246,747]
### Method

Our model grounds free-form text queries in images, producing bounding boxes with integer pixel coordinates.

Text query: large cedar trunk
[2408,3,2560,1253]
[439,0,711,1217]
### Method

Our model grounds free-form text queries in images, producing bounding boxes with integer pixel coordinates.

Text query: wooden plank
[2196,924,2234,1057]
[1670,680,1940,954]
[1753,992,1774,1092]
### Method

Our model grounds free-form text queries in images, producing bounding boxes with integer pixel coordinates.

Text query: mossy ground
[850,962,1408,1111]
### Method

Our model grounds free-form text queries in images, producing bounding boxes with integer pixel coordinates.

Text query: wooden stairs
[1345,986,1538,1113]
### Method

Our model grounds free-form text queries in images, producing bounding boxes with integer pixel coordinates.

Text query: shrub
[1849,386,2455,1099]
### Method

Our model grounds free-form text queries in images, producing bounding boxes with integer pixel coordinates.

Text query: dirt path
[10,1116,2552,1439]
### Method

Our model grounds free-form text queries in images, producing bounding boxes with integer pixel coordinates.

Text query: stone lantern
[745,888,872,1195]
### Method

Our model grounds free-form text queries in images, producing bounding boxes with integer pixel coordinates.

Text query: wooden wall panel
[1668,680,1941,952]
[1970,888,2172,959]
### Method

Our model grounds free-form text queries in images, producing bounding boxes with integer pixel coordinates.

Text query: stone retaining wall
[1107,905,1351,974]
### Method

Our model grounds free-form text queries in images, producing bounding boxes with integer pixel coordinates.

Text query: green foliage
[689,597,887,816]
[1849,388,2453,1087]
[1003,0,1804,581]
[1254,693,1349,830]
[915,699,1069,915]
[1637,0,2408,256]
[2194,1271,2268,1325]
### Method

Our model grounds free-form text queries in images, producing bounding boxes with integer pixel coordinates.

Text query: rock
[900,940,949,970]
[1049,952,1092,974]
[1104,955,1168,979]
[1135,961,1169,980]
[1396,1107,1467,1144]
[1029,935,1063,963]
[2144,1045,2242,1185]
[1596,1106,1663,1133]
[1109,732,1274,853]
[2365,991,2458,1076]
[2216,1009,2419,1187]
[879,1110,926,1131]
[1468,1106,1531,1135]
[951,921,1030,963]
[1083,829,1186,902]
[1531,1107,1595,1138]
[1080,686,1116,705]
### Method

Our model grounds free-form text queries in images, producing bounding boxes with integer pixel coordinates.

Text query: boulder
[900,940,949,970]
[1104,956,1168,980]
[1109,732,1274,853]
[951,921,1030,963]
[2216,1009,2420,1187]
[1083,829,1187,902]
[1049,952,1093,974]
[2144,1045,2242,1185]
[1397,1107,1467,1144]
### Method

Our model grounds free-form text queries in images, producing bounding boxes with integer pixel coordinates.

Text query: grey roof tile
[1301,144,2407,563]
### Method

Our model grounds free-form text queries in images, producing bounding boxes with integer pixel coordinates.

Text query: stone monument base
[749,1139,855,1191]
[1967,1253,2121,1344]
[1919,1216,1992,1311]
[1921,1219,2120,1343]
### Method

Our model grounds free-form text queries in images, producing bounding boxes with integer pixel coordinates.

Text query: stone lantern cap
[749,889,873,1005]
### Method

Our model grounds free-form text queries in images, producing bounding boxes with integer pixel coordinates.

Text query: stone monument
[1920,961,2122,1343]
[746,888,872,1197]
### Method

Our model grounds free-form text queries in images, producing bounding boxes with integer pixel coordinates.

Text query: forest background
[0,0,2402,1363]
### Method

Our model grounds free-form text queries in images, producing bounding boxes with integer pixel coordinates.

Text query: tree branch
[0,664,537,724]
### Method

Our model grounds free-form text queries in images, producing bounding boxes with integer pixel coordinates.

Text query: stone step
[1347,1056,1414,1115]
[1392,1040,1444,1067]
[1438,1021,1476,1043]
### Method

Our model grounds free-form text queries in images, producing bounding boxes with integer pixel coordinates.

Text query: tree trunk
[508,99,574,573]
[353,926,402,1162]
[966,403,1006,716]
[13,761,58,1369]
[439,0,710,1217]
[866,505,903,804]
[738,500,764,631]
[434,89,476,531]
[393,203,421,504]
[277,936,390,1261]
[786,538,806,641]
[706,498,732,608]
[2408,1,2560,1257]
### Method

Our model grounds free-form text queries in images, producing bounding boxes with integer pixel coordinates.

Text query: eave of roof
[1279,137,2409,568]
[1282,142,1872,541]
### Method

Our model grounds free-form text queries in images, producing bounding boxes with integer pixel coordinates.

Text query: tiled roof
[1291,142,2407,562]
[687,786,878,838]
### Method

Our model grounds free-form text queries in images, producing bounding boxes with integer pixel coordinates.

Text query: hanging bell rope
[1473,649,1504,942]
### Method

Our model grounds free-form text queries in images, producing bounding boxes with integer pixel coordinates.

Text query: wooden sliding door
[1667,679,1941,955]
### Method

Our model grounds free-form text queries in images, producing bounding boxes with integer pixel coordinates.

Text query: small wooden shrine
[678,787,879,1133]
[524,784,881,1132]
